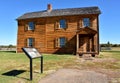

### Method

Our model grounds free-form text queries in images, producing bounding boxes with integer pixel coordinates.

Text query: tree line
[100,41,120,47]
[0,44,16,48]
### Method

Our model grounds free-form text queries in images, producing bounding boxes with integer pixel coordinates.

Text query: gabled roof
[17,6,101,20]
[76,27,97,35]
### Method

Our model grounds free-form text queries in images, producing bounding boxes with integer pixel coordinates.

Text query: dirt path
[39,69,108,83]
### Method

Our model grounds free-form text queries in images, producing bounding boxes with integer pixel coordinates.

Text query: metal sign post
[22,48,43,80]
[41,56,43,73]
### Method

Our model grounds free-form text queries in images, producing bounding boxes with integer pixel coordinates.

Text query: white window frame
[59,19,66,29]
[28,22,35,30]
[83,18,90,27]
[55,37,67,48]
[59,37,66,47]
[28,38,34,47]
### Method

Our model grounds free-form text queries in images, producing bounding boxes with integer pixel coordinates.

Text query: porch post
[92,37,94,52]
[90,37,92,52]
[76,34,79,56]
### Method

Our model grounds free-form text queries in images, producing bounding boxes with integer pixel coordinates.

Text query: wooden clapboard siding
[17,18,46,53]
[17,14,99,54]
[45,16,77,53]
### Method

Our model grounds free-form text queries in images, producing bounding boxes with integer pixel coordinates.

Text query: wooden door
[86,37,90,52]
[79,37,90,52]
[79,38,84,52]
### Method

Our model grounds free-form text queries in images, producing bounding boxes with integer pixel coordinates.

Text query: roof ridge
[17,6,101,20]
[54,6,99,10]
[24,6,99,14]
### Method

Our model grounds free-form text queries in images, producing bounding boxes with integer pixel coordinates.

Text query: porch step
[82,54,94,60]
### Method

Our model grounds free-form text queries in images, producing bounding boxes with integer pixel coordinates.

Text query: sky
[0,0,120,45]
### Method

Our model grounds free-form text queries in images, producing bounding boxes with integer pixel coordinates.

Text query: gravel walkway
[39,69,108,83]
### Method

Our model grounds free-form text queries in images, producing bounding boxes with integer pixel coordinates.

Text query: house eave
[16,13,100,21]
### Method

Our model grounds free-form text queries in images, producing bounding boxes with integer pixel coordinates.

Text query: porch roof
[76,27,97,35]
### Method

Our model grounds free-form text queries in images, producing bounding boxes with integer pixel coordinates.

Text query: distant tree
[116,44,120,47]
[100,44,107,47]
[112,44,117,47]
[107,41,111,47]
[0,46,1,50]
[8,44,13,47]
[101,42,120,47]
[106,41,112,47]
[7,44,13,50]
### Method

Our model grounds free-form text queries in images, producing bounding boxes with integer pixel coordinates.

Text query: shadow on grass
[0,51,16,53]
[2,69,30,80]
[2,70,26,76]
[101,50,120,53]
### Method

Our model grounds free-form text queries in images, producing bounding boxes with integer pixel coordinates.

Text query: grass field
[0,52,77,83]
[0,50,120,83]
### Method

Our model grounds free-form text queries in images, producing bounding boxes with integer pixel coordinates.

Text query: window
[28,38,34,47]
[55,37,67,48]
[59,19,66,29]
[83,18,90,27]
[28,22,35,30]
[59,37,66,47]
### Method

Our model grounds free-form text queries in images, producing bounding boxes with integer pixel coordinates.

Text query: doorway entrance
[79,37,91,52]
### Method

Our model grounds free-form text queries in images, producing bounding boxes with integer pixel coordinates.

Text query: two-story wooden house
[17,4,101,56]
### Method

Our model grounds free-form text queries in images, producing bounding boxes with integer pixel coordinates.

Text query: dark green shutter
[24,38,28,47]
[24,24,28,32]
[33,38,35,47]
[55,38,59,48]
[54,21,59,30]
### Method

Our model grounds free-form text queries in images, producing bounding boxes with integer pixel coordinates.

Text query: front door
[79,37,90,52]
[86,37,90,52]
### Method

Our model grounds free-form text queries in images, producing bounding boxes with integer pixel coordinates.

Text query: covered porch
[76,28,98,57]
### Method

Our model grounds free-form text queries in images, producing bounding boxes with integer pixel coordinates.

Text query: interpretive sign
[22,48,43,80]
[22,48,42,59]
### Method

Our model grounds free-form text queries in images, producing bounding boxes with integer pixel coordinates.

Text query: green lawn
[0,51,120,83]
[0,51,77,83]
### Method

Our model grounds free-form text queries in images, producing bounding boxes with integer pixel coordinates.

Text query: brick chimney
[47,4,52,11]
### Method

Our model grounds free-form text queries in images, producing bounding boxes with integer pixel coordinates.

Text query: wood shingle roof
[17,6,101,20]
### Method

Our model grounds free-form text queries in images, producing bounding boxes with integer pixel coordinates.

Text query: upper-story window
[28,22,35,30]
[59,19,66,29]
[83,18,90,27]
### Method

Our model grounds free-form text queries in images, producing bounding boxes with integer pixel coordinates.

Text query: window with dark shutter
[55,19,67,30]
[27,38,35,47]
[83,18,90,27]
[28,22,35,30]
[59,37,66,47]
[55,37,67,48]
[24,22,35,31]
[59,19,66,29]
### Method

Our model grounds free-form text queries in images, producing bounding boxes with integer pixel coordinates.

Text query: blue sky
[0,0,120,45]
